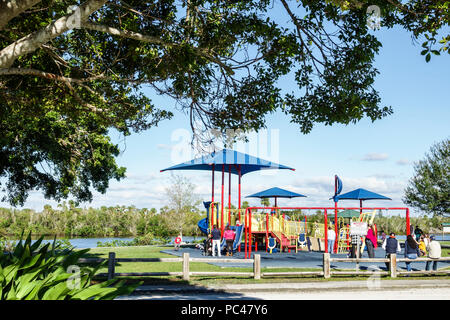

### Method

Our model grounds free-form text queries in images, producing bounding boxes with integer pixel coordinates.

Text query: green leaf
[425,53,431,62]
[70,282,117,300]
[42,281,71,300]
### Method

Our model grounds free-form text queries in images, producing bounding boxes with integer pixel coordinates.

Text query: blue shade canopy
[334,188,391,201]
[246,187,306,199]
[160,149,295,175]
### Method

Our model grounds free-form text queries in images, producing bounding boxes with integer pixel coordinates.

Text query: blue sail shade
[160,148,295,175]
[334,188,391,201]
[246,187,306,199]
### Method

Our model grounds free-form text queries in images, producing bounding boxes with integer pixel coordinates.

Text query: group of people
[350,225,441,271]
[383,231,442,272]
[203,224,236,257]
[327,223,442,272]
[326,224,378,258]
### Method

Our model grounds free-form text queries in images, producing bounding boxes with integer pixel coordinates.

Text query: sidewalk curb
[132,279,450,295]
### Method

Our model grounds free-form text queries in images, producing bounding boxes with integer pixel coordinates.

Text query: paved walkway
[120,279,450,300]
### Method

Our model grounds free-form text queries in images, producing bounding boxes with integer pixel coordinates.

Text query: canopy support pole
[238,164,242,222]
[211,164,215,229]
[406,208,410,236]
[228,165,231,225]
[334,201,338,254]
[221,164,225,236]
[238,164,242,252]
[324,209,328,253]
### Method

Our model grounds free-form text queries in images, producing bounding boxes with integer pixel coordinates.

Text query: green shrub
[96,233,171,247]
[0,233,141,300]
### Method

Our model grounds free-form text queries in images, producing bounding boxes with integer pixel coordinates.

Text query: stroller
[203,236,213,256]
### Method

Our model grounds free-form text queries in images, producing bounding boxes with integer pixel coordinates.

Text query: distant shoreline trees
[0,202,204,238]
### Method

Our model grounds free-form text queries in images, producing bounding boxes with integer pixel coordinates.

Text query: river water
[5,236,205,249]
[5,234,448,249]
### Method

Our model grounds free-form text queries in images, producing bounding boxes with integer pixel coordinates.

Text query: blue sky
[4,12,449,217]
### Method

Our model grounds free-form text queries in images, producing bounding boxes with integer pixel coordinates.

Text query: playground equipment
[297,233,307,251]
[242,206,411,259]
[334,209,378,254]
[246,187,306,207]
[161,148,295,253]
[162,153,412,259]
[332,186,392,254]
[268,237,276,253]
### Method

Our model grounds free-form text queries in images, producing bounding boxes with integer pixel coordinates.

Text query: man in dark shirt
[350,234,361,258]
[382,232,401,270]
[211,225,222,257]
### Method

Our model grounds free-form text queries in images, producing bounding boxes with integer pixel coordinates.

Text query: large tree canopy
[403,138,450,217]
[0,0,448,206]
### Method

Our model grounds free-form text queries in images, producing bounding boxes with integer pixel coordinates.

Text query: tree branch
[0,0,108,69]
[0,0,42,31]
[82,22,235,75]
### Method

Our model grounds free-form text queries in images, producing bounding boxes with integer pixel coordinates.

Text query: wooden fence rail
[323,253,450,278]
[78,252,450,280]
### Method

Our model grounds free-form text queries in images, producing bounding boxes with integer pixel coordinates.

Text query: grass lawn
[82,245,450,286]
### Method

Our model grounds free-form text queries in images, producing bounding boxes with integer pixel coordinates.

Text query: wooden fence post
[253,254,261,280]
[108,252,116,280]
[389,254,397,278]
[183,252,190,281]
[323,253,331,279]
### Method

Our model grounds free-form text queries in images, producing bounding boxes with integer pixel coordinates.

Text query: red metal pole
[244,208,247,259]
[228,165,231,225]
[334,201,338,254]
[266,211,269,251]
[248,209,252,258]
[406,208,410,236]
[238,165,242,222]
[211,164,215,229]
[324,209,328,253]
[221,164,224,236]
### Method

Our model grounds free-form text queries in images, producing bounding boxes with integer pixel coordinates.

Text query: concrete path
[119,279,450,300]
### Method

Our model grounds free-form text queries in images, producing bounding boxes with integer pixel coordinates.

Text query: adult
[423,234,431,248]
[211,225,222,257]
[327,226,336,254]
[404,234,420,272]
[365,224,378,258]
[425,236,441,271]
[223,225,236,256]
[380,230,386,242]
[349,234,361,258]
[382,232,401,270]
[204,233,213,256]
[414,225,423,241]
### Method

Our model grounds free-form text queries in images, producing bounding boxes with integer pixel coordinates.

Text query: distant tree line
[0,201,204,239]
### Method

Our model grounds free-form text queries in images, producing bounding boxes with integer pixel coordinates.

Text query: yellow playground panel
[335,209,377,254]
[207,202,246,231]
[248,210,326,252]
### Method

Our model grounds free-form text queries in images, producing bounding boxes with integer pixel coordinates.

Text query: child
[418,235,427,257]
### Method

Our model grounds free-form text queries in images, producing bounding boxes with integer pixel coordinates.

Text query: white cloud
[362,153,389,161]
[396,159,410,166]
